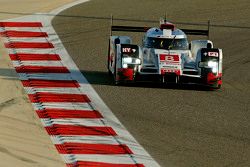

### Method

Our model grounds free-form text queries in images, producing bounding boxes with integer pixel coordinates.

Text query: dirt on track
[53,0,250,166]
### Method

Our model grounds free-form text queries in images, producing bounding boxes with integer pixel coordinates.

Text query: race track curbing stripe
[0,22,42,27]
[21,79,80,88]
[36,109,103,119]
[5,41,54,48]
[15,66,70,73]
[0,20,159,167]
[0,30,48,38]
[10,53,61,61]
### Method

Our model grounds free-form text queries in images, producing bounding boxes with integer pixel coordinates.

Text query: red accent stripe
[67,161,144,167]
[0,31,48,38]
[10,53,60,61]
[56,143,133,154]
[0,22,42,27]
[28,93,90,103]
[15,66,69,73]
[45,125,117,136]
[22,79,79,88]
[5,42,54,48]
[36,109,103,119]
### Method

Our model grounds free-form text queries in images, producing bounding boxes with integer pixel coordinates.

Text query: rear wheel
[214,83,222,89]
[113,71,121,85]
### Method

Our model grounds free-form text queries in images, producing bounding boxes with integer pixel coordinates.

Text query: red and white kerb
[0,21,159,167]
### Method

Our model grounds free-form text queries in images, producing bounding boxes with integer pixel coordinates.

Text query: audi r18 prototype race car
[107,19,223,89]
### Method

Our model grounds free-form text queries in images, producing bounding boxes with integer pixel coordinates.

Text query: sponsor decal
[161,65,179,69]
[159,54,179,62]
[122,47,136,53]
[208,52,219,57]
[161,69,181,75]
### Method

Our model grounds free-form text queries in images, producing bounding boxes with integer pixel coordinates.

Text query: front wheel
[212,82,222,89]
[108,69,112,76]
[113,66,120,86]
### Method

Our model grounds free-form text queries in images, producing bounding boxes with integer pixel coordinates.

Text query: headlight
[208,61,218,73]
[122,63,128,68]
[135,58,141,64]
[122,57,141,68]
[123,57,133,64]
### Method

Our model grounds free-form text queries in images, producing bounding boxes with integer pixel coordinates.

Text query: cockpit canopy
[142,27,188,50]
[143,37,188,50]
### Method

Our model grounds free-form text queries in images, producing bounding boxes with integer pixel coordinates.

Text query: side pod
[108,36,142,85]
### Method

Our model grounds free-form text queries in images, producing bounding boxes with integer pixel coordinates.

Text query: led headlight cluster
[207,61,218,73]
[122,57,141,68]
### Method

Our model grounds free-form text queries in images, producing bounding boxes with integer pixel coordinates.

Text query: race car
[107,19,223,89]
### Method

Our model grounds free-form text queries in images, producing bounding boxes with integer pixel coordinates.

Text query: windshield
[144,37,188,50]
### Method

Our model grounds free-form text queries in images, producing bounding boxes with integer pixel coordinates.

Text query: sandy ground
[0,0,76,20]
[0,1,77,167]
[53,0,250,166]
[0,43,65,167]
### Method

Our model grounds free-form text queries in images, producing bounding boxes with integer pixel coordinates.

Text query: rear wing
[181,28,209,37]
[110,18,210,39]
[111,26,150,33]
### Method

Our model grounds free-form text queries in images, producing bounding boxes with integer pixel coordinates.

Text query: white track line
[51,135,131,145]
[8,48,57,54]
[24,87,82,94]
[12,60,64,67]
[41,118,107,127]
[32,102,94,111]
[0,27,43,32]
[18,73,73,80]
[3,37,49,43]
[62,154,157,165]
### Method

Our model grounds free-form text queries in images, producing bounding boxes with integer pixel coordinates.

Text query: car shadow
[0,67,213,91]
[80,70,114,86]
[80,70,214,91]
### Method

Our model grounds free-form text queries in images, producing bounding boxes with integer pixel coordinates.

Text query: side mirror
[188,43,191,50]
[207,43,212,49]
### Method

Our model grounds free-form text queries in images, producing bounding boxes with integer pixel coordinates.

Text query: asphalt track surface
[53,0,250,166]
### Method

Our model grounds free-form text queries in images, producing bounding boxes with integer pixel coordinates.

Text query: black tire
[214,84,222,89]
[210,81,222,89]
[108,69,112,76]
